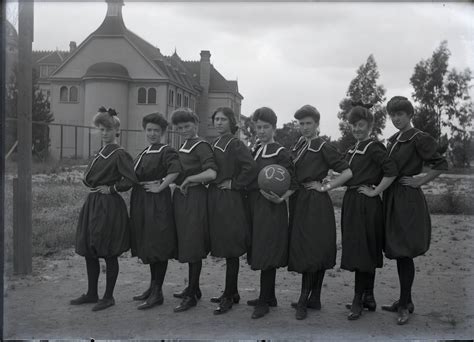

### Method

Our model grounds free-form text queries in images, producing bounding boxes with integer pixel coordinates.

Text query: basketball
[258,164,291,197]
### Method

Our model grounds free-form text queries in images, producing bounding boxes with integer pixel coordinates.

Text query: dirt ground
[3,212,474,340]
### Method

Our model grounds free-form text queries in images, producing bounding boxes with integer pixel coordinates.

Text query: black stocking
[85,257,100,298]
[104,257,119,299]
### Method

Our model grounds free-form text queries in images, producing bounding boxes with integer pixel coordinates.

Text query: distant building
[32,0,243,157]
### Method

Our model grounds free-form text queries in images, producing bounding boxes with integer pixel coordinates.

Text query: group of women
[70,96,448,326]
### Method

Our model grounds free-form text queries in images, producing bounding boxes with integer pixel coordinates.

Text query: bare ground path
[3,213,474,340]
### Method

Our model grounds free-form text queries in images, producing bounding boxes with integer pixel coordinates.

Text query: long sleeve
[196,143,218,172]
[322,142,349,173]
[415,133,449,171]
[164,147,182,175]
[369,142,398,177]
[231,140,258,190]
[113,150,139,192]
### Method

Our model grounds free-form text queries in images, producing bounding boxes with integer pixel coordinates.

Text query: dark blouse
[248,142,297,191]
[344,139,398,186]
[387,128,448,176]
[83,143,138,192]
[291,137,349,184]
[211,133,258,191]
[175,137,217,185]
[133,143,182,182]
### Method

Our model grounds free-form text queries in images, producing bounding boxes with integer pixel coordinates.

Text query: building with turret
[34,0,243,157]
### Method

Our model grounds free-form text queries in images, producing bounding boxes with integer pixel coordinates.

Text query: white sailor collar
[292,136,326,153]
[254,142,285,160]
[213,134,236,152]
[98,144,124,159]
[179,138,209,154]
[347,139,375,155]
[388,128,422,144]
[134,144,168,170]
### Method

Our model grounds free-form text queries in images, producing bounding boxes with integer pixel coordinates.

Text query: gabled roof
[35,50,70,64]
[182,61,243,99]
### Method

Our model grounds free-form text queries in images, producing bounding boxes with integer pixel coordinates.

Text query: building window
[60,86,68,102]
[190,98,195,111]
[40,65,48,78]
[168,89,174,106]
[138,87,147,104]
[147,88,156,104]
[184,95,189,108]
[177,93,182,107]
[69,86,78,102]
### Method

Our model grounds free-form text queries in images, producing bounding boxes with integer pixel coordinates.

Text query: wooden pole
[14,0,34,275]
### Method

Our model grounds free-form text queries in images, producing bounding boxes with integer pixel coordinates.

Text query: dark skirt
[288,189,336,273]
[247,190,288,271]
[75,192,130,258]
[383,182,431,259]
[340,189,384,272]
[173,185,210,263]
[130,186,177,264]
[208,185,250,258]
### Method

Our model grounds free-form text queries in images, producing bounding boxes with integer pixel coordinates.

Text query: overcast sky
[7,1,474,139]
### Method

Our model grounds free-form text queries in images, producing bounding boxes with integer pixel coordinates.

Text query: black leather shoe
[381,300,414,314]
[347,294,363,320]
[173,287,202,300]
[92,297,115,311]
[291,299,321,310]
[247,297,277,307]
[210,292,240,304]
[397,307,410,325]
[213,297,234,315]
[133,286,152,301]
[70,294,98,305]
[295,303,307,320]
[137,287,164,310]
[251,303,270,319]
[174,295,197,312]
[363,291,377,311]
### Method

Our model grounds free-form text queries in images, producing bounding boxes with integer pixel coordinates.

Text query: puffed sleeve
[196,142,218,172]
[321,142,350,173]
[415,132,449,170]
[231,140,258,191]
[163,146,182,175]
[276,148,298,191]
[369,142,398,177]
[111,150,139,193]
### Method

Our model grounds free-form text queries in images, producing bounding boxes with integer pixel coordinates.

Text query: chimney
[69,41,77,52]
[199,50,211,93]
[106,0,124,17]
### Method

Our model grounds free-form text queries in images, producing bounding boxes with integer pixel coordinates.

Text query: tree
[410,41,473,167]
[6,66,54,159]
[275,120,301,149]
[410,41,450,140]
[337,55,386,153]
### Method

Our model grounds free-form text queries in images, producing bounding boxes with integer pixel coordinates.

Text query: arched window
[184,95,189,108]
[177,93,182,107]
[147,88,156,104]
[138,87,147,104]
[60,86,68,102]
[69,86,78,102]
[168,89,174,106]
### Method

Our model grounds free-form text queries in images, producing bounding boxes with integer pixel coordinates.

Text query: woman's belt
[346,184,376,190]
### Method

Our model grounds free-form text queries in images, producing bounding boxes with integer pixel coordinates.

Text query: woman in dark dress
[246,107,297,319]
[381,96,448,325]
[341,103,397,320]
[208,107,258,315]
[130,113,181,310]
[288,105,353,320]
[71,106,138,311]
[171,108,217,312]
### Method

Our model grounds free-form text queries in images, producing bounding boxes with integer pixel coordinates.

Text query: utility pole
[14,0,34,274]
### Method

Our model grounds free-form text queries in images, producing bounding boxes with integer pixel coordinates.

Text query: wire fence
[5,117,183,160]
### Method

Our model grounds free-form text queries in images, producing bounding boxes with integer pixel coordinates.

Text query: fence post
[75,126,78,159]
[60,124,63,160]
